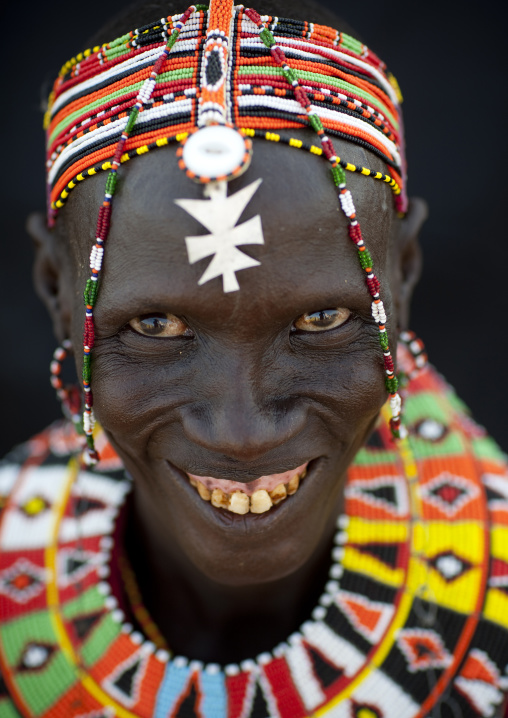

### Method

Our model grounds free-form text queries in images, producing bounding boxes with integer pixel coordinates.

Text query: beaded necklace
[2,352,508,717]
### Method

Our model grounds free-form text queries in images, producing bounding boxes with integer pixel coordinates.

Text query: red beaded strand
[80,6,201,466]
[246,7,404,439]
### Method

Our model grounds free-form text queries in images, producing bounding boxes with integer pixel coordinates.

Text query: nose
[180,359,307,463]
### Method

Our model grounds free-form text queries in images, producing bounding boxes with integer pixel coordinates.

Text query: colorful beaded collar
[3,349,508,717]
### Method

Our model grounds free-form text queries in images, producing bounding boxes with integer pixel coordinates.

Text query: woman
[1,0,507,716]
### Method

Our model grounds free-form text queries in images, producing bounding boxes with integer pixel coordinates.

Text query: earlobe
[392,197,428,331]
[27,211,72,343]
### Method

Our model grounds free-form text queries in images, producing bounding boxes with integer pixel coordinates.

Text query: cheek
[89,327,388,464]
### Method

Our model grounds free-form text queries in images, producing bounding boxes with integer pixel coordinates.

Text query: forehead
[62,131,396,321]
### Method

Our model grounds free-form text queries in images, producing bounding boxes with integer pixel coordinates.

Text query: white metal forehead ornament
[175,125,265,293]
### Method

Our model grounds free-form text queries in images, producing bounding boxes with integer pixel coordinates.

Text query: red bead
[245,8,262,25]
[321,138,335,160]
[270,46,286,65]
[348,224,363,245]
[366,275,380,296]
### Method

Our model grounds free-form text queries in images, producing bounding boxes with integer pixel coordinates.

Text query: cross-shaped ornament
[175,178,265,293]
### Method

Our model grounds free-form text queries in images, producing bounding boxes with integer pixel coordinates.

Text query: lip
[187,462,308,496]
[164,457,323,528]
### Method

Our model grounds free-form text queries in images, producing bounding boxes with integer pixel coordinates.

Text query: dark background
[1,1,507,455]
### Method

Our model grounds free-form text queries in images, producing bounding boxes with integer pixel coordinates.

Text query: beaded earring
[50,340,89,446]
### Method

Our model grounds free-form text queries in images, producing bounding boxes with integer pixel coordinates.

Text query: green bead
[358,249,373,269]
[331,164,346,186]
[308,113,323,134]
[385,375,399,393]
[282,67,299,85]
[105,171,118,195]
[86,434,95,449]
[379,332,389,351]
[167,29,180,49]
[124,107,139,134]
[82,364,91,384]
[84,279,99,306]
[260,27,275,47]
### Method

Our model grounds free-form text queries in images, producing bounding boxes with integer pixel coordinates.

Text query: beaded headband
[45,1,407,464]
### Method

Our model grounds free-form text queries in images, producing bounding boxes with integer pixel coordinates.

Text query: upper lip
[166,458,314,484]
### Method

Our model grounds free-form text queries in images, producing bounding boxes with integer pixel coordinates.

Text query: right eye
[128,313,192,338]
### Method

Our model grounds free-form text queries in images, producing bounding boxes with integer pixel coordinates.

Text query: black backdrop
[1,1,507,455]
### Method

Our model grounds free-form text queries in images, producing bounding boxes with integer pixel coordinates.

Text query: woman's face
[55,134,401,586]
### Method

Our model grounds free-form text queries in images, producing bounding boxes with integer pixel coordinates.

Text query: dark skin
[29,130,427,663]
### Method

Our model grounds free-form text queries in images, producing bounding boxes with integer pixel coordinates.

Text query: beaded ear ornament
[45,0,407,465]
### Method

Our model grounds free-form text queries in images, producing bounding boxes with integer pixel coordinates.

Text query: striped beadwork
[45,6,406,219]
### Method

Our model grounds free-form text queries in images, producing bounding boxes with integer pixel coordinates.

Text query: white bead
[240,659,257,673]
[256,653,272,666]
[104,596,118,610]
[312,606,326,621]
[205,663,221,674]
[156,649,170,663]
[182,125,247,179]
[329,564,343,580]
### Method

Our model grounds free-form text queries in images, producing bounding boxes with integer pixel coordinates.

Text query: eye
[128,313,192,338]
[293,307,351,332]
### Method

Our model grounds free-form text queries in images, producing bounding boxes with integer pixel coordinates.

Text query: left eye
[128,313,191,338]
[293,307,351,332]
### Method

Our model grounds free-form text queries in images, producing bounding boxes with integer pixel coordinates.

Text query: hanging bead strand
[80,5,201,466]
[245,7,404,440]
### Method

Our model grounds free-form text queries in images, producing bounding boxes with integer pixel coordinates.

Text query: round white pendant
[180,125,251,182]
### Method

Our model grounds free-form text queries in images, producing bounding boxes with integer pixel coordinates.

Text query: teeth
[250,490,273,514]
[211,488,229,509]
[189,467,308,514]
[287,474,300,495]
[229,491,250,515]
[197,483,211,501]
[269,483,287,505]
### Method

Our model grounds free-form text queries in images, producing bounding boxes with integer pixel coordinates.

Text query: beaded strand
[80,6,202,466]
[51,128,400,212]
[245,8,404,439]
[50,339,83,432]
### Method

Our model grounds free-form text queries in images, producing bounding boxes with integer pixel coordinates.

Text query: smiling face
[38,130,416,587]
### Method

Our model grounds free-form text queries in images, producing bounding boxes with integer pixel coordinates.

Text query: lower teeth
[188,470,307,514]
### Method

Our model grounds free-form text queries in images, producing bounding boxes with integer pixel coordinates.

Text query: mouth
[185,462,309,515]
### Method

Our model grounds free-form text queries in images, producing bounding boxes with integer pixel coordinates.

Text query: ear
[27,212,73,344]
[391,197,428,331]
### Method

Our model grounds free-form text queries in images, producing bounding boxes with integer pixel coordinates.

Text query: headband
[46,4,406,217]
[45,1,407,465]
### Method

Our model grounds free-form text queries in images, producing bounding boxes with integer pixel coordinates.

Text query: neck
[125,488,340,664]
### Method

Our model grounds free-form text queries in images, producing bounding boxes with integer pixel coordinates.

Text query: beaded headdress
[45,0,407,465]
